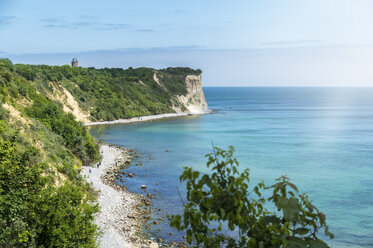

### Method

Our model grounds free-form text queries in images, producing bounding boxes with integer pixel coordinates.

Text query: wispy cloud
[41,18,68,28]
[41,18,61,23]
[263,40,320,46]
[174,9,190,14]
[40,17,133,31]
[0,16,16,25]
[44,24,69,28]
[79,15,96,20]
[161,22,174,27]
[136,29,155,32]
[96,23,132,31]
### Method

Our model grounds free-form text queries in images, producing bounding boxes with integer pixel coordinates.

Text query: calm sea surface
[90,87,373,247]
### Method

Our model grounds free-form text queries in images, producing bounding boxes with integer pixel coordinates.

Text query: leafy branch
[168,146,333,248]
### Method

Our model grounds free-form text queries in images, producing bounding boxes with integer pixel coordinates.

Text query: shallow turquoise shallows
[90,87,373,247]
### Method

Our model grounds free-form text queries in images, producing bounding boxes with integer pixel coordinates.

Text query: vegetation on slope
[0,59,101,246]
[0,59,100,165]
[0,120,98,247]
[14,62,201,121]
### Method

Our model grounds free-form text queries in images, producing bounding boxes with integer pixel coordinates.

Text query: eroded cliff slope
[154,71,208,114]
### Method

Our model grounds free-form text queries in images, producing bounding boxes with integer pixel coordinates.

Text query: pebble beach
[81,144,158,248]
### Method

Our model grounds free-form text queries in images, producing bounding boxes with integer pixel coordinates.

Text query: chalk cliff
[172,74,208,114]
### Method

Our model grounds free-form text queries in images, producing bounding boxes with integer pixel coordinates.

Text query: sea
[89,87,373,247]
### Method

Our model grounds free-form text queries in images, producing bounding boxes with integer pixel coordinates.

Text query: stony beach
[84,111,212,126]
[81,144,158,248]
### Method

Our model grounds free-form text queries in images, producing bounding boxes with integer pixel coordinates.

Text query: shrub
[168,146,333,248]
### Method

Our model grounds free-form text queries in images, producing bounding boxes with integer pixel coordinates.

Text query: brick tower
[71,58,78,67]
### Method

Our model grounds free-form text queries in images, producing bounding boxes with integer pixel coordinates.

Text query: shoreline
[81,110,213,247]
[81,144,158,248]
[84,110,212,126]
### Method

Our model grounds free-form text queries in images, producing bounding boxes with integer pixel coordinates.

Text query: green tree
[168,146,333,247]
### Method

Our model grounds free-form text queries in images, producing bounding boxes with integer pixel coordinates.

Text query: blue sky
[1,0,373,86]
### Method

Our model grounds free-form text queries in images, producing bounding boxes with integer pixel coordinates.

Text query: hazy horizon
[1,0,373,86]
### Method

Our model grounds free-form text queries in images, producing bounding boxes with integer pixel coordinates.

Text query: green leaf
[287,236,308,248]
[283,198,299,220]
[293,227,310,236]
[287,182,299,192]
[308,239,330,248]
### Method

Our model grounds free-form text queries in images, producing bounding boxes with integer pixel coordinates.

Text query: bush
[168,146,333,248]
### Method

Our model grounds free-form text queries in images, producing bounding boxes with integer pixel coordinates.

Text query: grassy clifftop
[0,58,202,246]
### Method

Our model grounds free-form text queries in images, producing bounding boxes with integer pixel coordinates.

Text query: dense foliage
[168,146,334,247]
[0,121,98,247]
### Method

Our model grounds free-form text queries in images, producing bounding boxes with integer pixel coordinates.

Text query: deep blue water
[90,87,373,247]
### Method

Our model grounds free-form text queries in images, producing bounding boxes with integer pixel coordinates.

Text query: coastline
[84,110,212,126]
[81,144,158,248]
[81,110,213,247]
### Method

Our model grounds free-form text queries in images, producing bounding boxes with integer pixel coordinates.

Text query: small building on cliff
[71,58,78,67]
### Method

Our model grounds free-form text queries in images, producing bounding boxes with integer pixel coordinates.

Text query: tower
[71,58,78,67]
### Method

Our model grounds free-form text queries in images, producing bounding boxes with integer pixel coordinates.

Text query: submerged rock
[143,199,152,206]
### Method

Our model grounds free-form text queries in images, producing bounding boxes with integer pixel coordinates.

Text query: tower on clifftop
[71,58,78,67]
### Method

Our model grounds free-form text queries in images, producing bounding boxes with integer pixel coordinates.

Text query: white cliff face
[172,74,209,114]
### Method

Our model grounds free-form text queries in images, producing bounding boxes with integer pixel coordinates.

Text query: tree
[168,146,333,247]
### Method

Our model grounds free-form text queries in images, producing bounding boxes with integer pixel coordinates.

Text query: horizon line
[203,85,373,88]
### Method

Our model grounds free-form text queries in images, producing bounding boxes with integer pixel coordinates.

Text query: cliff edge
[172,74,208,114]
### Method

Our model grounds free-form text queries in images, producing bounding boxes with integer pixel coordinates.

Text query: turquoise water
[90,87,373,247]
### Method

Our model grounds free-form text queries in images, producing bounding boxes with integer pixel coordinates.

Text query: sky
[1,0,373,86]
